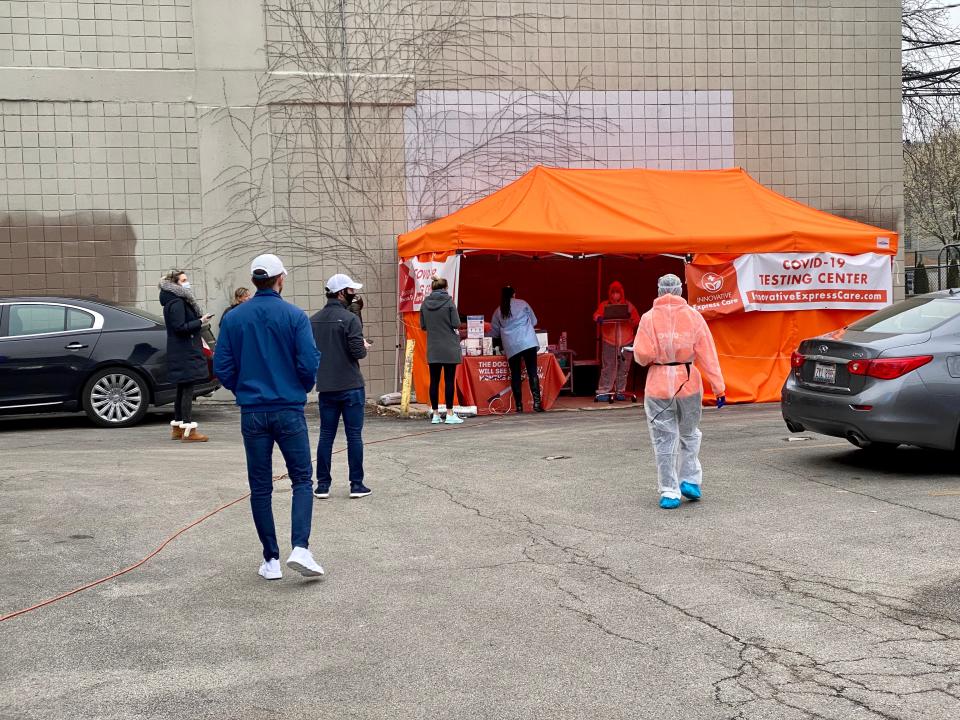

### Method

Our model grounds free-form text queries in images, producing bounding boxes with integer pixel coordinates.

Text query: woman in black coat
[159,269,214,443]
[419,277,464,425]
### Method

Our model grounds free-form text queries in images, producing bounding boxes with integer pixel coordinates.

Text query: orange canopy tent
[398,166,898,404]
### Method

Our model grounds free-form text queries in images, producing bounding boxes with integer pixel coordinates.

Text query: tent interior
[456,252,684,394]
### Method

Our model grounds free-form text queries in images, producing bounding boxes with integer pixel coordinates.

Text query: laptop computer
[602,304,630,320]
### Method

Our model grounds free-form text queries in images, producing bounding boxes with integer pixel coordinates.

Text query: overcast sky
[948,5,960,29]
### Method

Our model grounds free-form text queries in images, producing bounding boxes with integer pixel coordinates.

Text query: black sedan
[0,296,220,427]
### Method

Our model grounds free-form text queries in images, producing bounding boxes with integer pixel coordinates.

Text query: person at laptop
[593,280,641,400]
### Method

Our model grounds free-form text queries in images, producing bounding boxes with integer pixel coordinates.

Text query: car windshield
[848,297,960,333]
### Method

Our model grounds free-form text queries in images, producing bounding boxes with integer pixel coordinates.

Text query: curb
[373,403,432,419]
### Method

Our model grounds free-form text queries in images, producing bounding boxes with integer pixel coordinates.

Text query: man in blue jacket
[213,253,324,581]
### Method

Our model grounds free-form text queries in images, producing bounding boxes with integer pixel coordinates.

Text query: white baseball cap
[250,253,288,279]
[326,273,363,293]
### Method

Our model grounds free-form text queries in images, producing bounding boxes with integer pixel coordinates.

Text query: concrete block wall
[0,100,200,302]
[0,0,904,396]
[0,0,194,69]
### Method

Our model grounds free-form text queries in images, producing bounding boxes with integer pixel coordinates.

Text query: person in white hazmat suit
[632,274,726,509]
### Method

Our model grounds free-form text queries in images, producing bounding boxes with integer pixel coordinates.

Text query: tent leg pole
[394,313,403,394]
[596,257,603,366]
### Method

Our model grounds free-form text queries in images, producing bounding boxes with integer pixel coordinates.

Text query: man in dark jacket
[310,273,371,499]
[213,253,325,581]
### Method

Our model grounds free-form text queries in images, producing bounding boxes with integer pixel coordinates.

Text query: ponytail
[499,286,514,319]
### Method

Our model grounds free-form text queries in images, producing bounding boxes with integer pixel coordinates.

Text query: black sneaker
[313,487,330,499]
[349,484,372,499]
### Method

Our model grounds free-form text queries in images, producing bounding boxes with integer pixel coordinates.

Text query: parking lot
[2,402,960,719]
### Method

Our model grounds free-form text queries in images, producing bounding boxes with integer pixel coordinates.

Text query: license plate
[813,362,836,384]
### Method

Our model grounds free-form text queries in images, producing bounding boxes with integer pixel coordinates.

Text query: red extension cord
[1,420,497,623]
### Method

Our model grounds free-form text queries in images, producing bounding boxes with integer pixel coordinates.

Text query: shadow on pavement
[809,446,960,478]
[0,411,173,433]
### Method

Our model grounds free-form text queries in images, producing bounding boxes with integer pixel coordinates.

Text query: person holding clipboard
[593,280,640,401]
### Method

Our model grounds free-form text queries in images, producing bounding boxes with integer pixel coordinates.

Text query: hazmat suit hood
[422,288,453,312]
[607,280,625,302]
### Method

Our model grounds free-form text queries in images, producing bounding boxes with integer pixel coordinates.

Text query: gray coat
[419,290,463,365]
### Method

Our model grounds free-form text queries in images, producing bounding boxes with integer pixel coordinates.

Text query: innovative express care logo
[685,264,744,319]
[699,272,724,293]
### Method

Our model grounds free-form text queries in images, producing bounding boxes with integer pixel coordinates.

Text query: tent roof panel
[398,166,897,258]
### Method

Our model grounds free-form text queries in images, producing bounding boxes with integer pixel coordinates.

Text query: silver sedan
[781,289,960,451]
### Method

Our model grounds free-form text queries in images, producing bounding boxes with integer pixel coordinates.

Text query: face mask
[181,281,191,289]
[343,292,356,306]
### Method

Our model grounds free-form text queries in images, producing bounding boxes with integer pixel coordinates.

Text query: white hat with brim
[326,273,363,293]
[251,253,288,279]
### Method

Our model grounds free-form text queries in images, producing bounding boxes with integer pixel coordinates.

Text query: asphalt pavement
[1,402,959,719]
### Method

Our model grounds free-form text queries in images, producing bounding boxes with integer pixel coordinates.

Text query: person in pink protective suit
[593,280,641,400]
[632,274,726,509]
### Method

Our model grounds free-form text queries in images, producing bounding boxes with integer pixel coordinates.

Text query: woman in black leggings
[491,286,543,413]
[419,277,464,425]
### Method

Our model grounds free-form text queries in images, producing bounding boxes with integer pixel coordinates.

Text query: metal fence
[907,244,960,295]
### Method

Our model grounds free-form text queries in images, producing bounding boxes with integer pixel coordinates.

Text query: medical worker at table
[632,274,726,509]
[491,286,544,413]
[593,280,640,400]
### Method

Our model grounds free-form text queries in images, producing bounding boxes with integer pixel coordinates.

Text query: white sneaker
[258,558,282,580]
[286,546,324,577]
[444,414,464,425]
[431,413,442,424]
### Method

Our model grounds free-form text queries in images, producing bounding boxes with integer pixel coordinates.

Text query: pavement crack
[763,456,960,525]
[559,600,659,651]
[382,451,960,719]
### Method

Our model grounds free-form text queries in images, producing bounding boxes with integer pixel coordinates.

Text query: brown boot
[171,421,183,440]
[180,422,209,443]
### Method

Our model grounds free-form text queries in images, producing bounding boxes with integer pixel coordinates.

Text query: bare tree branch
[904,111,960,249]
[903,0,960,113]
[194,0,564,296]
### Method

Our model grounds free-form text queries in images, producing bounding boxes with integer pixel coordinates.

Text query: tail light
[201,337,213,359]
[847,355,933,380]
[847,359,868,376]
[790,351,806,368]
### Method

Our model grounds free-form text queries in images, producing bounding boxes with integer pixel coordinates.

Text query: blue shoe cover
[679,482,701,501]
[659,496,681,509]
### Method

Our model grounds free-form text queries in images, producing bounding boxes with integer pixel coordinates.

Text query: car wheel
[82,367,150,428]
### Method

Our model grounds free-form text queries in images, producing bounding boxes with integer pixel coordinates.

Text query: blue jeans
[241,410,313,561]
[316,387,365,491]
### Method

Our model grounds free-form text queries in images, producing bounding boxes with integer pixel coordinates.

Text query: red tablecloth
[456,354,566,415]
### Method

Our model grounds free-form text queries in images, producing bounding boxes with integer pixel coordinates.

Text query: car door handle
[65,342,88,350]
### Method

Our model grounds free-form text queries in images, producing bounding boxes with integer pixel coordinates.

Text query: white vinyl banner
[734,252,892,312]
[397,254,461,313]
